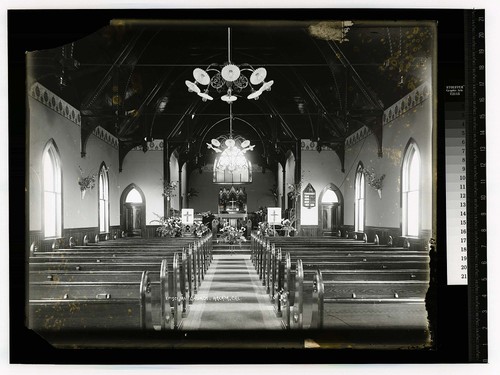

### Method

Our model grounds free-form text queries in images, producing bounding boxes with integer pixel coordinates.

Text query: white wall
[28,91,120,232]
[300,143,344,226]
[119,148,164,224]
[343,90,433,234]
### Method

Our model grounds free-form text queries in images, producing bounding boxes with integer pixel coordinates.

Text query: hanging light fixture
[185,27,274,102]
[207,102,254,173]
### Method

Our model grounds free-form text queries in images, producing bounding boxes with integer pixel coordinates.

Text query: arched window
[321,188,339,204]
[125,188,143,203]
[42,140,62,238]
[402,141,421,237]
[98,163,109,233]
[213,153,252,183]
[354,164,365,232]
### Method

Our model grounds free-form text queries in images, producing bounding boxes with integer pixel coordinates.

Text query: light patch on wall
[382,147,403,167]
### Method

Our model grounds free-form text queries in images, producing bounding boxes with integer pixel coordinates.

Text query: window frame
[42,139,63,239]
[401,140,421,237]
[98,162,110,233]
[354,163,365,232]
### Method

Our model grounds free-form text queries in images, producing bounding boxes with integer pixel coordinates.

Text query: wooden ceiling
[27,18,434,171]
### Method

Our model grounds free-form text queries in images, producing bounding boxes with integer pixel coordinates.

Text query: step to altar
[211,242,251,255]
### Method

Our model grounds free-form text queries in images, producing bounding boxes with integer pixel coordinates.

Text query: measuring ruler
[444,9,487,363]
[466,9,487,363]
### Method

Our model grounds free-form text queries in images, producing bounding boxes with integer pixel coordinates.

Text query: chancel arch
[120,184,146,237]
[318,183,343,236]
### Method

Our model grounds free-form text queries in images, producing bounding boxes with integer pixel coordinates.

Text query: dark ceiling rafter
[80,28,159,157]
[27,22,432,165]
[321,40,385,157]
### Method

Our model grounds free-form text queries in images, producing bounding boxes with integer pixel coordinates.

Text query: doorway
[318,184,343,236]
[121,184,146,237]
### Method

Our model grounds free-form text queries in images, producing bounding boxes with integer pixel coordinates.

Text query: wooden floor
[182,244,283,330]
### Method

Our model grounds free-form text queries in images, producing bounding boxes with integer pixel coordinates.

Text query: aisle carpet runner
[181,251,283,330]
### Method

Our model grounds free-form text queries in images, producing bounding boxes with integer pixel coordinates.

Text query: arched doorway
[120,184,146,237]
[318,184,343,236]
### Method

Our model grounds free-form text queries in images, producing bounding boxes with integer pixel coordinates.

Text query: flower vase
[377,189,382,199]
[81,189,86,199]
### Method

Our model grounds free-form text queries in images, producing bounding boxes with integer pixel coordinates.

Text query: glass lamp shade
[261,80,274,91]
[198,92,214,101]
[221,64,241,82]
[193,68,211,85]
[247,90,262,100]
[185,80,201,93]
[250,67,267,85]
[221,94,238,103]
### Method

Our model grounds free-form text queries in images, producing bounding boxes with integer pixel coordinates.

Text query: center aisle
[181,244,283,330]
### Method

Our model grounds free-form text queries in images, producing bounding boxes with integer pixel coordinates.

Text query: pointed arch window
[354,164,365,232]
[402,141,421,237]
[321,188,339,204]
[98,164,109,233]
[213,156,252,183]
[125,188,143,203]
[42,140,62,238]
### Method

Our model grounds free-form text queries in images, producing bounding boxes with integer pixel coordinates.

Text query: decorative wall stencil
[30,82,81,126]
[92,126,119,149]
[29,82,118,149]
[131,139,164,151]
[300,139,333,151]
[382,82,431,125]
[345,126,372,148]
[345,82,431,147]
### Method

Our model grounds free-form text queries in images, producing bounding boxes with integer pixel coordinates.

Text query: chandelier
[185,27,274,103]
[207,102,254,173]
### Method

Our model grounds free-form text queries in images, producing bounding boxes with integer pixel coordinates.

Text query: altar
[218,186,247,228]
[218,213,247,228]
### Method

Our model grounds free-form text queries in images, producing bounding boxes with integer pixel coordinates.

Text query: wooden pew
[265,243,428,328]
[29,253,184,329]
[281,252,429,329]
[310,269,429,332]
[262,245,428,312]
[30,239,208,316]
[29,271,153,331]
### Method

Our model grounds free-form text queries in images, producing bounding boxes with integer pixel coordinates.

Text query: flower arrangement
[151,214,183,237]
[192,221,210,238]
[363,167,385,190]
[281,218,296,236]
[78,166,96,191]
[287,182,302,202]
[162,180,178,200]
[151,213,211,238]
[257,222,277,237]
[218,224,246,245]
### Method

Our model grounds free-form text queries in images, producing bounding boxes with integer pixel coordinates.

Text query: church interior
[25,18,436,349]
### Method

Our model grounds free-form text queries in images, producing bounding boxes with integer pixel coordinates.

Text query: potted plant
[281,218,296,237]
[363,167,385,199]
[78,166,96,199]
[150,214,183,237]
